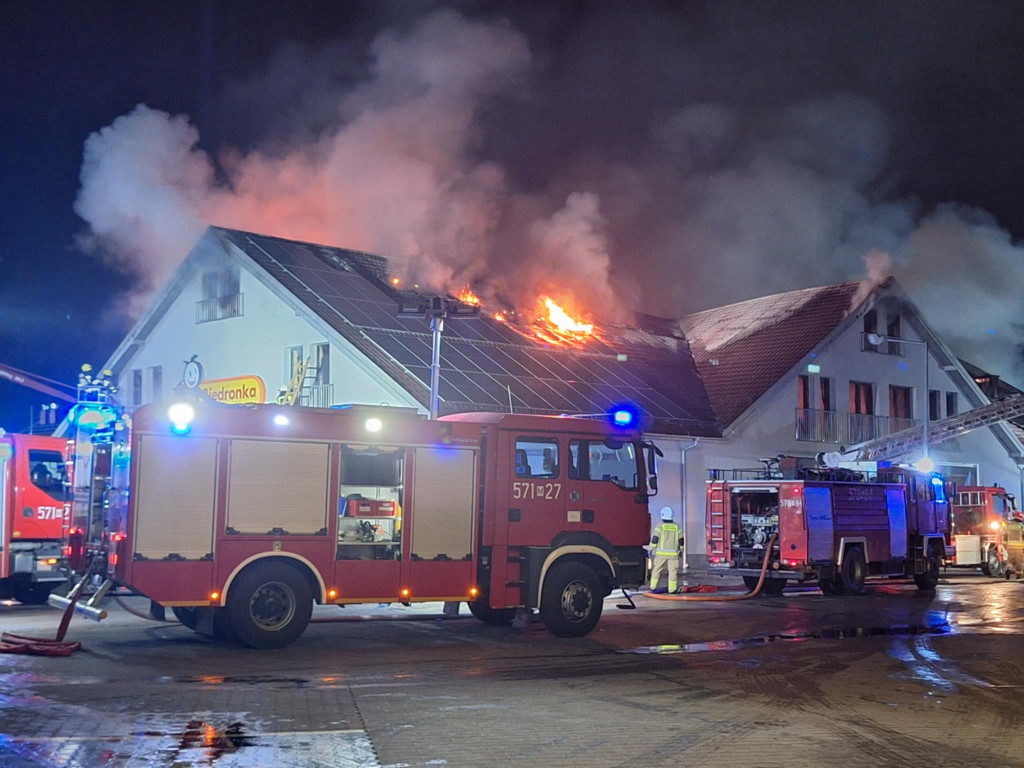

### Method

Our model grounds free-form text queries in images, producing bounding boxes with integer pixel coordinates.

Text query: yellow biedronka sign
[199,375,267,404]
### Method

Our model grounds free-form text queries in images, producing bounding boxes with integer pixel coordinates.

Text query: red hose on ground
[644,534,779,602]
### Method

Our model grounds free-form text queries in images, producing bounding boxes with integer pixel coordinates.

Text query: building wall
[114,240,421,414]
[651,293,1023,568]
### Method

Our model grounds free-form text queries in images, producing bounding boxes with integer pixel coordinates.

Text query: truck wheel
[762,578,787,596]
[914,549,940,591]
[172,607,199,630]
[224,562,313,649]
[986,548,1004,579]
[13,582,52,605]
[836,547,866,595]
[467,595,515,626]
[540,561,604,638]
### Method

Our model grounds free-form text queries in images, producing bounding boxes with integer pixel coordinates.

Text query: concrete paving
[0,572,1022,767]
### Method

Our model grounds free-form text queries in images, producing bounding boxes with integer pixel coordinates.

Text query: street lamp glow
[914,456,934,473]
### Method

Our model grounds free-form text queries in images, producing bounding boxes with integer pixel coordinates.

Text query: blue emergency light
[610,405,639,428]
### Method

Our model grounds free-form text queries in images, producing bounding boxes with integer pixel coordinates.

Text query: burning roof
[218,227,720,436]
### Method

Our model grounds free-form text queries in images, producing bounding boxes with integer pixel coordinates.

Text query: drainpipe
[679,439,700,572]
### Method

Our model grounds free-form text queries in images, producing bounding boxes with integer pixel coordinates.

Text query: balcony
[795,409,919,445]
[300,383,333,408]
[196,294,244,323]
[860,332,903,356]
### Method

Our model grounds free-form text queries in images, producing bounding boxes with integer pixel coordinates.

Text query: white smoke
[73,9,1024,384]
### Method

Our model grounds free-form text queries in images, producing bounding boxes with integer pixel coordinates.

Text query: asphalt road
[1,572,1023,767]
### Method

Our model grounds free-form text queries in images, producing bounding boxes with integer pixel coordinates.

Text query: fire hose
[643,534,779,602]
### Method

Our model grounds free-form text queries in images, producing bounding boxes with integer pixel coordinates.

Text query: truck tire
[172,606,198,630]
[14,582,52,605]
[539,561,604,638]
[224,562,313,649]
[914,545,941,591]
[986,548,1004,579]
[836,547,866,595]
[467,595,516,626]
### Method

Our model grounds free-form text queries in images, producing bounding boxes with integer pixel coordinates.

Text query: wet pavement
[1,572,1023,767]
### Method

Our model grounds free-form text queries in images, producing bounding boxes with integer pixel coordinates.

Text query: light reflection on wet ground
[0,728,379,768]
[1,573,1022,767]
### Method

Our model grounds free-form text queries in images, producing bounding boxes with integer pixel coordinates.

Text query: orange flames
[532,297,596,344]
[457,287,481,305]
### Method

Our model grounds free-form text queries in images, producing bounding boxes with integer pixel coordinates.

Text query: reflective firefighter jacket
[650,522,682,557]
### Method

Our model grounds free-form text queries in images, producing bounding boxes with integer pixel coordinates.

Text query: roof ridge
[683,280,861,320]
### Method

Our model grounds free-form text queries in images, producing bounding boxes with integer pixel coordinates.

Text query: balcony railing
[300,383,333,408]
[795,409,919,445]
[196,294,244,323]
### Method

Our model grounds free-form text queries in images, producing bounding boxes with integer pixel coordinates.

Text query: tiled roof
[682,282,863,426]
[218,228,720,436]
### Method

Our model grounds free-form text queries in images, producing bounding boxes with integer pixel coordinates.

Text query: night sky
[3,1,1024,431]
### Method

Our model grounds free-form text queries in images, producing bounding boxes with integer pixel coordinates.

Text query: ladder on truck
[706,480,729,561]
[827,393,1024,464]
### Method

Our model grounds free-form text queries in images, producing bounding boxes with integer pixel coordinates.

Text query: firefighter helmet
[659,506,674,522]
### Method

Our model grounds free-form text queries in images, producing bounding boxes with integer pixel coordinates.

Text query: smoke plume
[74,6,1024,383]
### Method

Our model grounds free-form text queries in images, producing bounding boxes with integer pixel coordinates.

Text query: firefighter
[647,506,683,593]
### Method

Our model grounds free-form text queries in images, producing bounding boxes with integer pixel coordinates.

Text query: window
[569,439,640,491]
[132,368,143,406]
[285,345,304,384]
[313,343,330,386]
[819,377,833,411]
[515,438,558,478]
[863,309,877,335]
[28,450,67,501]
[201,267,240,300]
[946,392,958,417]
[929,390,941,421]
[797,375,810,409]
[889,386,913,420]
[150,366,162,402]
[850,381,874,415]
[864,309,880,352]
[886,313,902,355]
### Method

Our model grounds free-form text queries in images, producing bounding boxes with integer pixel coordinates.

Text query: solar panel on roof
[439,369,502,407]
[222,227,720,435]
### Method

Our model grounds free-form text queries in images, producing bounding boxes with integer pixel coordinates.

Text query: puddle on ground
[618,622,952,655]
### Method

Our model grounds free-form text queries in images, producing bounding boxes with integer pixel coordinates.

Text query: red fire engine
[949,485,1019,576]
[54,399,657,648]
[706,465,953,594]
[0,433,70,603]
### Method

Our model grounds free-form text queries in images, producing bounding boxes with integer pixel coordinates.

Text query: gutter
[679,438,700,571]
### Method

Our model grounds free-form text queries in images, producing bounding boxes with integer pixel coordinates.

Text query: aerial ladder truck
[708,394,1024,595]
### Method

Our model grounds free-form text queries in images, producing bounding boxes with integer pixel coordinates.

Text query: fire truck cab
[949,485,1019,577]
[0,433,69,603]
[56,400,655,648]
[706,465,953,595]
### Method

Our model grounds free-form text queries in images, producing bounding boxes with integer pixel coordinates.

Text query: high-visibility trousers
[650,553,679,592]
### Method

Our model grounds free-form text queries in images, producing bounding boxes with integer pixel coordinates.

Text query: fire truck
[949,485,1019,576]
[53,392,658,648]
[706,465,952,594]
[0,433,70,603]
[707,393,1024,594]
